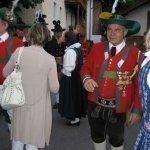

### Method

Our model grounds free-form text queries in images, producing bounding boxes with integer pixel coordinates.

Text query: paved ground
[0,105,140,150]
[0,109,94,150]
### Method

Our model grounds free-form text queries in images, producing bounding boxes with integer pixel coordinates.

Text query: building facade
[65,0,87,35]
[18,0,87,36]
[19,0,66,33]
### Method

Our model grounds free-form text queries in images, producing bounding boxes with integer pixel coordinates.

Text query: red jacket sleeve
[80,43,98,81]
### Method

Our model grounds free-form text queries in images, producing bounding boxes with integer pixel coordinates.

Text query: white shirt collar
[0,32,9,42]
[65,42,81,52]
[109,40,126,55]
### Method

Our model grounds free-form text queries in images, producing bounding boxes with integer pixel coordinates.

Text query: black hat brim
[51,28,65,32]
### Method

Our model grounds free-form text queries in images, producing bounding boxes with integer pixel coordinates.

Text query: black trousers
[88,101,126,147]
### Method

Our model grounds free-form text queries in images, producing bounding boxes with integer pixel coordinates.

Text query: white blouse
[62,43,81,77]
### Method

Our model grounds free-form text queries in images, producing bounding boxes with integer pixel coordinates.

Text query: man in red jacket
[0,7,24,129]
[80,15,142,150]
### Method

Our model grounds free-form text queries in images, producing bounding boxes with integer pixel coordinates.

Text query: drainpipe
[86,0,92,40]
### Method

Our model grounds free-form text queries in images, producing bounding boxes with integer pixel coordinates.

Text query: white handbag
[0,47,25,110]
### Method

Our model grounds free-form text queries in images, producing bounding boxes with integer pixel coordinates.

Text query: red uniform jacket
[80,41,141,113]
[0,36,24,84]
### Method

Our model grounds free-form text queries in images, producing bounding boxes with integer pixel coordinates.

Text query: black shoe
[53,103,58,109]
[66,121,80,126]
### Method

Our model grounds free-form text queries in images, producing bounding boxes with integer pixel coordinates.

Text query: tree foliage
[20,0,44,9]
[0,0,44,9]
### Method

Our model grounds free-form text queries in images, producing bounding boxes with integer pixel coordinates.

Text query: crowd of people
[0,4,150,150]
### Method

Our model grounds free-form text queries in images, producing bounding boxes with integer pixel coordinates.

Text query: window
[53,2,56,20]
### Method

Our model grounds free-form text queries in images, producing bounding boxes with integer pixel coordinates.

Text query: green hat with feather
[102,14,141,36]
[0,7,16,25]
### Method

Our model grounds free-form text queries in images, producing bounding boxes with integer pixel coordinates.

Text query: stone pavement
[0,108,140,150]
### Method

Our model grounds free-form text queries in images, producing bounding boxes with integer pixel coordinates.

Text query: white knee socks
[111,145,123,150]
[26,144,38,150]
[93,141,106,150]
[12,140,24,150]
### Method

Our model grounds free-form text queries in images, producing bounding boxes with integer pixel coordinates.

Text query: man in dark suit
[44,20,66,109]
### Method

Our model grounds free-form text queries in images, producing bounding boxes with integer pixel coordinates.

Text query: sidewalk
[0,108,140,150]
[0,109,94,150]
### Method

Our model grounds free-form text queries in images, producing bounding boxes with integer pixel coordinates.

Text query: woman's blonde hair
[30,22,51,46]
[145,29,150,49]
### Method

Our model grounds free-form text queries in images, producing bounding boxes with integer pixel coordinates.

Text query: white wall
[125,3,150,36]
[19,0,66,34]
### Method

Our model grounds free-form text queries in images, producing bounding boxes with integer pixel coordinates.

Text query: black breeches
[87,101,126,147]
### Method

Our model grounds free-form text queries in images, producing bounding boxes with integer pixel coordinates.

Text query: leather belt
[97,97,116,108]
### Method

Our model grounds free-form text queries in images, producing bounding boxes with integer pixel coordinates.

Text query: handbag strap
[15,47,24,70]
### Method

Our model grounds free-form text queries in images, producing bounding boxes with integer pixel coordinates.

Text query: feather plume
[35,9,40,23]
[111,0,119,14]
[10,0,20,13]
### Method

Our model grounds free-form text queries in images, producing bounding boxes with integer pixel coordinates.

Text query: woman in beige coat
[3,23,59,150]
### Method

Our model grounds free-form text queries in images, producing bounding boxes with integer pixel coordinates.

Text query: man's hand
[126,112,141,127]
[84,78,98,92]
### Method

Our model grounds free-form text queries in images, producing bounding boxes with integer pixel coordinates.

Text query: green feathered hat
[102,14,141,36]
[0,7,17,25]
[15,17,31,30]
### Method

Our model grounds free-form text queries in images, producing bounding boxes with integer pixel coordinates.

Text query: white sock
[12,140,24,150]
[93,141,106,150]
[111,145,123,150]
